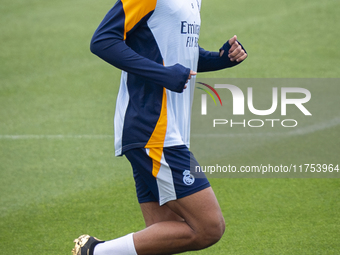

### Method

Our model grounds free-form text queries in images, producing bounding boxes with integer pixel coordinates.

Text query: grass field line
[192,116,340,138]
[0,134,114,140]
[0,117,339,140]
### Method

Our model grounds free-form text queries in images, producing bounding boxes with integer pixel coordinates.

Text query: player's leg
[91,187,223,255]
[133,186,225,255]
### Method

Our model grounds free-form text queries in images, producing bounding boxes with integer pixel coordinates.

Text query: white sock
[93,233,137,255]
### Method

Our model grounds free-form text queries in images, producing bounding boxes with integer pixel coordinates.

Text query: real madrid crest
[183,170,195,185]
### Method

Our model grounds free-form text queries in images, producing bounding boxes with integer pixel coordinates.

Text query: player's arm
[197,35,247,72]
[90,1,190,93]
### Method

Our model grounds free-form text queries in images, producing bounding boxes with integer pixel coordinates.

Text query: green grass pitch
[0,0,339,254]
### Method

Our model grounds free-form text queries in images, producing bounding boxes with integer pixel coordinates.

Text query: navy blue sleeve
[90,2,190,93]
[197,41,247,72]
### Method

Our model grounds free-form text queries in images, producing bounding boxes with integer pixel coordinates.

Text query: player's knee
[204,216,225,246]
[194,216,225,249]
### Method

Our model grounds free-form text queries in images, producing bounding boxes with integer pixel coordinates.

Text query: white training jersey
[91,0,201,156]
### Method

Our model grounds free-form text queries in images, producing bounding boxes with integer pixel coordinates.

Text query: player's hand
[220,35,247,62]
[184,70,197,89]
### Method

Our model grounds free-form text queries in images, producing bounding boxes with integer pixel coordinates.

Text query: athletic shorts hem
[137,197,158,204]
[136,182,211,205]
[159,182,211,206]
[159,195,177,206]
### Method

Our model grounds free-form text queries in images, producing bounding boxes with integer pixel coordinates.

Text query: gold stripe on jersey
[145,88,168,177]
[121,0,157,40]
